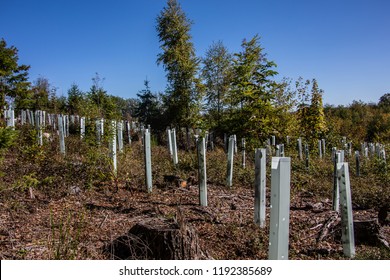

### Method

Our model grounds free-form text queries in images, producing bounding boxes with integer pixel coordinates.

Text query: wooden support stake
[268,157,291,260]
[197,137,207,206]
[337,162,355,258]
[254,148,266,228]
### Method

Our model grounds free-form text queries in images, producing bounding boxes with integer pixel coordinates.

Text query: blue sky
[1,0,389,106]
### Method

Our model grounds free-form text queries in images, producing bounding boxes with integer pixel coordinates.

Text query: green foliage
[135,79,166,131]
[31,77,52,110]
[18,128,46,163]
[0,126,18,151]
[271,78,299,138]
[223,35,278,149]
[378,93,390,113]
[13,173,39,192]
[366,112,390,142]
[156,0,201,128]
[49,210,85,260]
[296,78,327,146]
[83,146,111,189]
[201,41,233,129]
[67,83,85,115]
[83,73,121,119]
[0,38,31,108]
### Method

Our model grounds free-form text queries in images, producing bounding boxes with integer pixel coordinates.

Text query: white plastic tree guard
[254,148,266,228]
[268,157,291,260]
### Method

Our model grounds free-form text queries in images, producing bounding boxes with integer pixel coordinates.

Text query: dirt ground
[1,176,389,260]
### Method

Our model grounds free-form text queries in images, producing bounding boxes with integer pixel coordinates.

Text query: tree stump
[104,218,207,260]
[316,214,389,250]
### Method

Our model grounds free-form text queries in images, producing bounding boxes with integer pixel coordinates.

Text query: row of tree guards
[4,108,386,259]
[195,137,355,259]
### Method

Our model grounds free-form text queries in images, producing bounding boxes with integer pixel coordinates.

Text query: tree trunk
[104,218,208,260]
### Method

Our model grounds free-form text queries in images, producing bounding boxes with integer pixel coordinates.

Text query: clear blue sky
[1,0,389,106]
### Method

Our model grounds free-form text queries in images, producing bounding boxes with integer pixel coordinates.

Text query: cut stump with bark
[104,218,208,260]
[316,213,389,251]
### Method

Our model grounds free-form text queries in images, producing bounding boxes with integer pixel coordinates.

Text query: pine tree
[67,83,84,115]
[136,79,164,130]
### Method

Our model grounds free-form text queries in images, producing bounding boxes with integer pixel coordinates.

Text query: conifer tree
[156,0,200,128]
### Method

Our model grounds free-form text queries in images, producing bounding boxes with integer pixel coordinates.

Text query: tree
[366,112,390,142]
[67,83,84,115]
[135,79,165,131]
[226,35,278,147]
[123,98,140,120]
[296,78,327,145]
[31,77,51,110]
[0,38,31,108]
[378,93,390,113]
[308,79,327,140]
[156,0,200,128]
[85,73,118,119]
[271,77,299,138]
[201,41,232,128]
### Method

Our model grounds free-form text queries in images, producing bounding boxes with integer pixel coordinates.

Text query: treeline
[1,0,389,149]
[325,97,390,146]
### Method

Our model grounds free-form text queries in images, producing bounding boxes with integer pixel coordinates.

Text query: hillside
[0,126,389,260]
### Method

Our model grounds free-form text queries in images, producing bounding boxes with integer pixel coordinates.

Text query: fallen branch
[316,212,340,244]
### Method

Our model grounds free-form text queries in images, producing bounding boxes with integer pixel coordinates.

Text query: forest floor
[0,135,389,260]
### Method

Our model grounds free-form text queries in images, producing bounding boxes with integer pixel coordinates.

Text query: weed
[49,209,85,260]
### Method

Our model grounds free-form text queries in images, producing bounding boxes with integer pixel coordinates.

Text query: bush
[0,127,18,151]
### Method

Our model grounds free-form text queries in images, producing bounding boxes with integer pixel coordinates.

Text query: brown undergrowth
[0,130,389,260]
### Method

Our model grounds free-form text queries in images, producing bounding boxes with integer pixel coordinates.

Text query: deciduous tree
[226,35,278,147]
[201,41,232,129]
[0,38,31,108]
